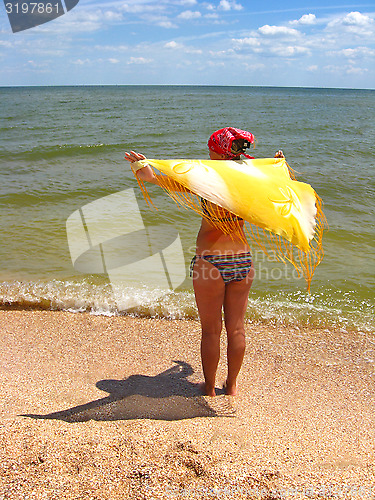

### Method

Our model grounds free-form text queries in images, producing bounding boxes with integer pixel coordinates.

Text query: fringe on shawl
[133,168,327,292]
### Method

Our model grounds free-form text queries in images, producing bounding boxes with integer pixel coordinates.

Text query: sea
[1,85,374,333]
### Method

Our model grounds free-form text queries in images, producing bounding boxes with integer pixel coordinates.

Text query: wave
[0,142,127,161]
[1,279,373,333]
[0,279,197,319]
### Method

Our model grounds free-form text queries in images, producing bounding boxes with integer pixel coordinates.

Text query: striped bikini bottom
[190,252,252,284]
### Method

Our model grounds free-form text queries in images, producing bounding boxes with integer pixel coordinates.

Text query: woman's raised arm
[124,150,159,185]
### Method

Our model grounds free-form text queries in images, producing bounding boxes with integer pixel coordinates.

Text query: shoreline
[1,309,374,499]
[0,300,371,335]
[1,276,373,334]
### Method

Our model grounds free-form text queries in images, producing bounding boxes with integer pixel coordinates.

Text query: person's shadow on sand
[22,361,234,422]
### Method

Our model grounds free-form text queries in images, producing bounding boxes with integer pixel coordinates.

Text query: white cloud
[180,0,197,5]
[127,57,152,64]
[231,19,317,60]
[103,11,123,21]
[232,28,310,59]
[244,62,266,71]
[271,45,310,57]
[177,10,202,20]
[218,0,243,12]
[95,44,129,52]
[108,58,119,64]
[119,3,154,14]
[164,40,202,55]
[164,41,183,49]
[258,25,300,37]
[73,59,91,65]
[205,13,219,21]
[27,60,47,68]
[346,66,368,75]
[326,11,374,37]
[110,3,177,29]
[34,13,101,33]
[186,47,203,55]
[232,37,260,47]
[32,7,125,34]
[157,21,176,28]
[337,47,375,58]
[342,11,372,26]
[209,48,235,57]
[291,14,316,26]
[207,60,225,67]
[324,63,368,76]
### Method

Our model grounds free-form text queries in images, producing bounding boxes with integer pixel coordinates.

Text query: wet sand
[0,310,374,499]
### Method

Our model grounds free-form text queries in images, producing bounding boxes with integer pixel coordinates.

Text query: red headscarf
[208,127,255,159]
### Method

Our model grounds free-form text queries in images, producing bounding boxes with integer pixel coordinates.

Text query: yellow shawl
[132,158,327,290]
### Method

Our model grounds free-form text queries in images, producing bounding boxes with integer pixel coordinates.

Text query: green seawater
[0,85,374,332]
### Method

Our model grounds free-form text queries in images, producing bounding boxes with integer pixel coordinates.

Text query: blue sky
[1,0,374,88]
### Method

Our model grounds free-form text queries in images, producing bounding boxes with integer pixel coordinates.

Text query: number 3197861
[5,3,60,14]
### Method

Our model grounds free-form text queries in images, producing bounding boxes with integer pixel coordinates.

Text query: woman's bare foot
[198,382,216,397]
[224,380,238,396]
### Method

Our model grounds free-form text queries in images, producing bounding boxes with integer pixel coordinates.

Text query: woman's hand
[124,150,147,164]
[274,150,285,158]
[124,150,157,183]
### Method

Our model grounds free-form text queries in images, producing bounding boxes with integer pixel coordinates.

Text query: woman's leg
[223,265,254,395]
[193,258,225,396]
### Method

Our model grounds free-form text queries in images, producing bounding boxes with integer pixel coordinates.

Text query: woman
[125,127,284,396]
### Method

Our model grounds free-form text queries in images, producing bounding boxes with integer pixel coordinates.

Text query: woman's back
[195,199,250,255]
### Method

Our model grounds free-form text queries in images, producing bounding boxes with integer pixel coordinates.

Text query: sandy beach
[0,309,374,499]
